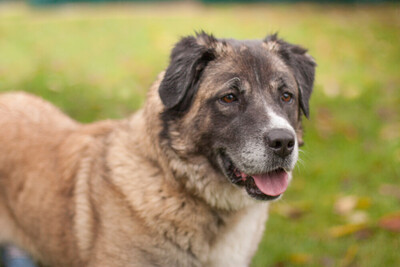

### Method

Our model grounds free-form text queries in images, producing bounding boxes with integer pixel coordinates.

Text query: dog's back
[0,92,141,267]
[0,92,82,265]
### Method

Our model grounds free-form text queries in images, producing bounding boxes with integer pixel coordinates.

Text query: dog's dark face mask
[159,32,316,201]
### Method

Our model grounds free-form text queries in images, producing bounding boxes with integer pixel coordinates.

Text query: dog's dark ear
[159,32,216,112]
[264,34,316,118]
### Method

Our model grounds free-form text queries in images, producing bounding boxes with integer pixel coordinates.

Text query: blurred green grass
[0,2,399,266]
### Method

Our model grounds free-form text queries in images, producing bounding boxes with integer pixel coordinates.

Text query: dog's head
[158,32,315,204]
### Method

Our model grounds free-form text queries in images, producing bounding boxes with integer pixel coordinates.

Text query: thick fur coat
[0,32,315,266]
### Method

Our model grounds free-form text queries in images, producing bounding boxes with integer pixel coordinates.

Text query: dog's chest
[204,203,269,267]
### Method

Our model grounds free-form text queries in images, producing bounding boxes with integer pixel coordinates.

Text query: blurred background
[0,0,399,266]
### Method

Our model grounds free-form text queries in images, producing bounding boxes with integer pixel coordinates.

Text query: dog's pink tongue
[252,171,289,196]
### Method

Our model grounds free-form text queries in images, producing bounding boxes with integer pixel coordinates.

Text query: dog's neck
[107,74,269,264]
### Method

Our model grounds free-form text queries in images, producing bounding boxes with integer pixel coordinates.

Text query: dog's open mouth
[221,152,289,201]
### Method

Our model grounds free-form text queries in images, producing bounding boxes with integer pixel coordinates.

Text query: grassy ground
[0,2,399,266]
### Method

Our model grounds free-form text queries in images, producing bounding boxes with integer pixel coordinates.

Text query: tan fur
[0,75,269,266]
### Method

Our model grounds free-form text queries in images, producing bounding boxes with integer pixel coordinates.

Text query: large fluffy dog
[0,32,315,266]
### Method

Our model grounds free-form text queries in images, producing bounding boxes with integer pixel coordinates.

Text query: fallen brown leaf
[273,261,286,267]
[354,228,374,240]
[315,108,335,139]
[356,197,371,210]
[346,211,369,224]
[379,184,400,200]
[329,223,369,238]
[334,196,357,215]
[289,253,312,265]
[271,203,309,220]
[378,211,400,232]
[341,244,359,267]
[380,123,400,141]
[319,256,335,267]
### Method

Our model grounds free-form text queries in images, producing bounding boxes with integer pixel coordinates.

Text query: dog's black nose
[266,129,295,158]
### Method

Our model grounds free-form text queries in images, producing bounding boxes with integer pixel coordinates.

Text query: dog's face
[159,32,315,203]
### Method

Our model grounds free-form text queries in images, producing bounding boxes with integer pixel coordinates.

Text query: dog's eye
[281,92,293,103]
[220,94,238,104]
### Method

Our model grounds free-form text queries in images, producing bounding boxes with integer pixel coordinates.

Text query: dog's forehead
[223,39,270,60]
[210,39,295,91]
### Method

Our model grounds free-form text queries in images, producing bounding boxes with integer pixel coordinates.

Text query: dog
[0,32,315,266]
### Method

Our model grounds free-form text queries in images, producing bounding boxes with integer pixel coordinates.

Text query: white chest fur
[205,203,269,267]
